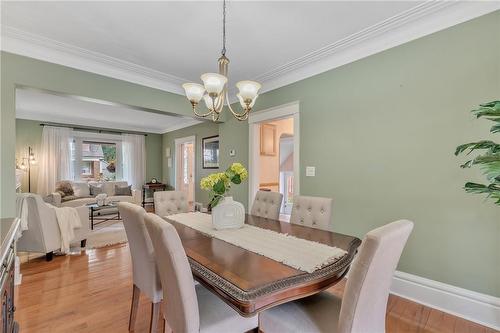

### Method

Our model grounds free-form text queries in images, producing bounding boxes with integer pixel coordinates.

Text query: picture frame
[260,123,276,156]
[202,135,220,169]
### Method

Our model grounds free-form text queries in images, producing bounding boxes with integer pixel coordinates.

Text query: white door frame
[248,101,300,210]
[174,135,196,202]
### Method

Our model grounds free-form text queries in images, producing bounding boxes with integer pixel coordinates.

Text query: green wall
[15,119,43,193]
[162,122,219,205]
[145,133,162,182]
[220,12,500,296]
[14,119,163,192]
[1,51,191,217]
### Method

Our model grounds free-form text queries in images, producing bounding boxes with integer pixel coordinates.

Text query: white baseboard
[391,271,500,330]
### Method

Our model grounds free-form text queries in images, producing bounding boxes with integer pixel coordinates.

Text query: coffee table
[87,202,120,230]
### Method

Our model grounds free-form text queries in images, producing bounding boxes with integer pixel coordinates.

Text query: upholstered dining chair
[117,202,162,333]
[154,190,190,217]
[258,219,414,333]
[290,195,333,230]
[250,190,283,220]
[143,213,258,333]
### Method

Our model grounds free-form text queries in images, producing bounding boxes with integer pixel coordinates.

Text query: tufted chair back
[250,191,283,220]
[154,191,190,217]
[290,195,333,230]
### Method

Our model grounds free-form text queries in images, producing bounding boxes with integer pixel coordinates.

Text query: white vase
[211,196,245,230]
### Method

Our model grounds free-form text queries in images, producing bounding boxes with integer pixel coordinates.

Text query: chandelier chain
[222,0,226,56]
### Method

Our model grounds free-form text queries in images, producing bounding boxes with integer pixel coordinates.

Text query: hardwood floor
[16,243,497,333]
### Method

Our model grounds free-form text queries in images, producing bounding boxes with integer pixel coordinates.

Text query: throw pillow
[115,185,132,196]
[55,181,74,197]
[89,184,103,196]
[72,181,90,197]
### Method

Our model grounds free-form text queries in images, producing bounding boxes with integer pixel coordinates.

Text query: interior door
[185,143,194,204]
[177,141,195,204]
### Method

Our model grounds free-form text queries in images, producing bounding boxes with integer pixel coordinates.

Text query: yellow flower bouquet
[200,162,248,208]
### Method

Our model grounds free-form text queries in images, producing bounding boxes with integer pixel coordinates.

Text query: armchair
[17,194,90,261]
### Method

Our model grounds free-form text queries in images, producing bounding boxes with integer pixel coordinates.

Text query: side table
[142,183,167,208]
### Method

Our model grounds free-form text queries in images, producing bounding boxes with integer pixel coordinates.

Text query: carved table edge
[188,237,362,303]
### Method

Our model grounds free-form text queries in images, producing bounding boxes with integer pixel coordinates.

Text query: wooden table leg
[129,285,140,331]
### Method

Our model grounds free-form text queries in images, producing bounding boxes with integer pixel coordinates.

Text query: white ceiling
[2,1,498,97]
[2,1,417,82]
[16,88,201,134]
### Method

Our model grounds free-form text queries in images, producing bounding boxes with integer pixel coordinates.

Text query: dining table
[165,214,362,317]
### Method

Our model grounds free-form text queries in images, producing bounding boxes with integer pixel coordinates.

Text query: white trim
[2,2,498,97]
[1,26,187,95]
[174,136,196,203]
[258,1,500,94]
[391,271,500,330]
[248,102,300,210]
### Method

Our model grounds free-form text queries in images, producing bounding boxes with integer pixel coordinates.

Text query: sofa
[47,180,141,208]
[17,194,90,261]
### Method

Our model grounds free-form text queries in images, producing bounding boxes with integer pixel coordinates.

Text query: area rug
[86,221,128,249]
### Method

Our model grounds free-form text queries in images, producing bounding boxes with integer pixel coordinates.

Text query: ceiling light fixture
[182,0,261,121]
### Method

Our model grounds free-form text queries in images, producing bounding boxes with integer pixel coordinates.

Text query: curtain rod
[39,122,148,136]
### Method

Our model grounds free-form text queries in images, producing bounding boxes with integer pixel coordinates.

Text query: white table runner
[166,212,347,273]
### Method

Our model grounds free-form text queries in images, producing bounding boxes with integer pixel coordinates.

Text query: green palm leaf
[457,101,500,206]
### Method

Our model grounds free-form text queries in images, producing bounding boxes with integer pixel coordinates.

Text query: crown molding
[256,1,500,94]
[1,26,187,95]
[2,2,499,97]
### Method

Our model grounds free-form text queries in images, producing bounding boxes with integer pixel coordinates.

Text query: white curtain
[37,126,74,196]
[122,134,145,190]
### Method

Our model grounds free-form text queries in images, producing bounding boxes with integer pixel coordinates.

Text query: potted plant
[200,163,248,229]
[455,101,500,205]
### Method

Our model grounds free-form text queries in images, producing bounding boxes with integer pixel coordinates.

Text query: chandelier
[182,0,261,121]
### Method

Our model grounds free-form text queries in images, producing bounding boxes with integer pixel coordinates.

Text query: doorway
[279,134,294,215]
[175,136,195,205]
[248,102,300,221]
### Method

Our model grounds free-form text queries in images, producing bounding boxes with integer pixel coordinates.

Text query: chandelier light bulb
[182,83,205,103]
[201,73,227,95]
[203,94,216,111]
[236,81,261,101]
[237,93,257,109]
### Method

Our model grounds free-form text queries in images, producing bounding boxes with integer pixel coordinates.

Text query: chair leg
[129,285,140,331]
[45,251,53,261]
[150,301,161,333]
[80,239,87,248]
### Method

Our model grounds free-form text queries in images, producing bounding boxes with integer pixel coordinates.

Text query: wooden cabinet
[0,219,20,333]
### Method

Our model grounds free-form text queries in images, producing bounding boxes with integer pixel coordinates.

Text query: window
[80,141,117,181]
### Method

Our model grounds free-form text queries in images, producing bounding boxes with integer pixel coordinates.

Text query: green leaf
[455,141,500,156]
[213,179,226,195]
[464,182,500,205]
[473,101,500,119]
[231,174,241,184]
[225,169,236,179]
[491,123,500,134]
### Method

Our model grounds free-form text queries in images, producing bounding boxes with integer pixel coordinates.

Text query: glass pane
[81,141,116,181]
